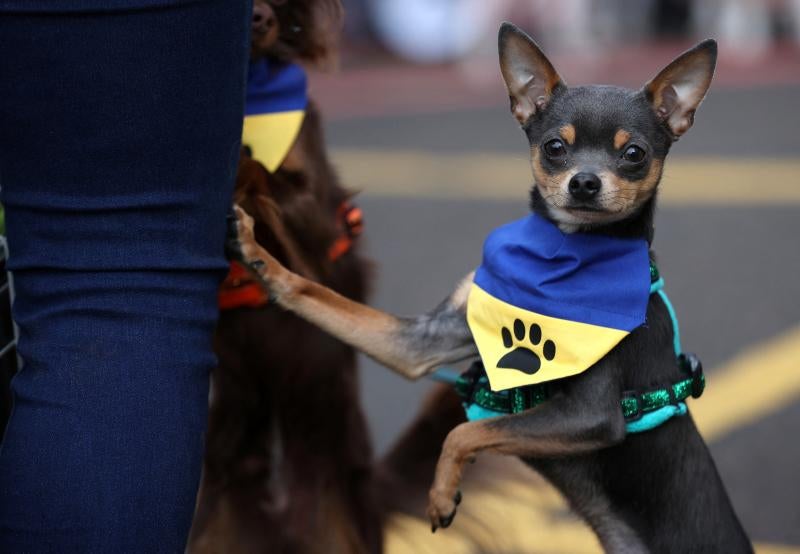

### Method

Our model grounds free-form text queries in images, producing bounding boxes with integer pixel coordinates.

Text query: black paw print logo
[497,319,556,375]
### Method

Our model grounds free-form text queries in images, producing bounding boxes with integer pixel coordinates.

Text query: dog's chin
[547,204,633,233]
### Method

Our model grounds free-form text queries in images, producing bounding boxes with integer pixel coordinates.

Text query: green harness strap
[451,262,706,433]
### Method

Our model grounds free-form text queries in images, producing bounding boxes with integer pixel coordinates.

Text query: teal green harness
[441,263,705,434]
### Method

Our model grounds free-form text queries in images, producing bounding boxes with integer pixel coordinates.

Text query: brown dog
[190,156,379,554]
[187,2,381,553]
[188,2,465,552]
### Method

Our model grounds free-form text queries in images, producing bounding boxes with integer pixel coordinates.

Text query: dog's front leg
[230,206,478,379]
[427,362,626,531]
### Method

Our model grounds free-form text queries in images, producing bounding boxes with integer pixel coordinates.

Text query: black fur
[489,27,753,553]
[513,299,751,552]
[228,22,753,553]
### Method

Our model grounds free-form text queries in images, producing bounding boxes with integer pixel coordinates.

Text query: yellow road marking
[385,464,602,554]
[332,149,800,205]
[693,324,800,441]
[386,466,800,553]
[757,545,800,554]
[385,324,800,553]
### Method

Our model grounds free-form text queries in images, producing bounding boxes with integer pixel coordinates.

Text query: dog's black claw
[224,208,244,261]
[439,509,456,529]
[225,240,243,262]
[454,490,462,506]
[225,210,239,239]
[431,523,437,533]
[224,218,242,261]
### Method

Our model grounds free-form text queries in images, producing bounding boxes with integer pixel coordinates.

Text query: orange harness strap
[327,203,363,262]
[218,260,269,310]
[219,201,363,310]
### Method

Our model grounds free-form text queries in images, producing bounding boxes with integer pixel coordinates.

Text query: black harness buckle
[679,352,704,399]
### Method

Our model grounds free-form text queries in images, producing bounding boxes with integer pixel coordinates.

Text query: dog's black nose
[252,3,276,32]
[568,172,602,201]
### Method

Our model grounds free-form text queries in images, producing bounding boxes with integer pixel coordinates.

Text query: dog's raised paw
[496,319,556,375]
[225,204,261,263]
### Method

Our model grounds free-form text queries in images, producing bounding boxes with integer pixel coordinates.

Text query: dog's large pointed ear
[498,22,564,126]
[644,39,717,140]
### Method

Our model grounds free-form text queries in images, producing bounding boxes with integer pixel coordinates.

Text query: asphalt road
[324,84,800,547]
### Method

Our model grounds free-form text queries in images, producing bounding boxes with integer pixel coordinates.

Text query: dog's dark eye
[543,139,566,158]
[623,145,646,163]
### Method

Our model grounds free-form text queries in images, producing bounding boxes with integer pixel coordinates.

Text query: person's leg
[0,2,251,551]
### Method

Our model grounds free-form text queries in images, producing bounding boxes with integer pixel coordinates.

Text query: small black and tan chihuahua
[229,23,752,553]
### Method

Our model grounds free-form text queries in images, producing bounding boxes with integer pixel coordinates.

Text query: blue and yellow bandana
[466,214,651,392]
[243,59,308,172]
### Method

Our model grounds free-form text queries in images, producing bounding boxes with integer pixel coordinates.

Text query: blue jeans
[0,1,251,551]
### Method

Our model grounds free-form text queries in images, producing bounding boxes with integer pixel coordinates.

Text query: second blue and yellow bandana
[467,214,651,392]
[243,59,308,172]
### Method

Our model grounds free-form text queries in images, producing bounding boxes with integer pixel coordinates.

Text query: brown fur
[531,149,664,221]
[251,0,344,67]
[189,102,382,554]
[604,158,665,211]
[560,124,576,145]
[530,149,573,205]
[189,3,465,551]
[613,129,631,150]
[233,213,477,380]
